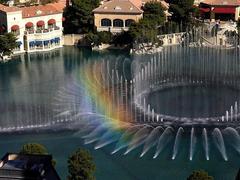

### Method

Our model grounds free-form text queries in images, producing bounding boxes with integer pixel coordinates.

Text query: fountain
[1,31,240,162]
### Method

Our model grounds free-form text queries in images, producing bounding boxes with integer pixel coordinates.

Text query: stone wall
[63,34,84,46]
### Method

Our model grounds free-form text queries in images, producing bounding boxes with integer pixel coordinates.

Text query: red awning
[48,19,56,25]
[25,22,33,28]
[37,20,45,27]
[11,25,19,31]
[200,8,210,13]
[212,7,236,14]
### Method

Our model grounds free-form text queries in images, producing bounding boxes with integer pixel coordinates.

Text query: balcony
[24,27,62,41]
[97,26,129,33]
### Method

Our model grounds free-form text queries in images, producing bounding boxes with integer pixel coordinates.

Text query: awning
[35,41,42,45]
[11,25,19,31]
[55,37,60,42]
[37,21,45,27]
[25,22,33,28]
[200,8,210,13]
[48,19,56,25]
[212,7,236,14]
[44,40,49,45]
[29,41,35,46]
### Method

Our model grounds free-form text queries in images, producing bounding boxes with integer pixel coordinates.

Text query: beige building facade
[94,13,143,33]
[0,2,64,54]
[93,0,143,33]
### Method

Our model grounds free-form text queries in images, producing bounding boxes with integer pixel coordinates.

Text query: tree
[0,33,18,59]
[142,2,166,26]
[168,0,195,30]
[128,2,165,44]
[20,143,56,166]
[68,148,96,180]
[63,0,100,34]
[20,143,48,155]
[237,20,240,35]
[236,169,240,180]
[129,18,158,43]
[85,31,112,46]
[187,170,214,180]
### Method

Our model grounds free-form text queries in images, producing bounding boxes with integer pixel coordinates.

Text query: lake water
[0,47,239,179]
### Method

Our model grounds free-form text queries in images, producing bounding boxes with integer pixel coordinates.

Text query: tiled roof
[202,0,240,6]
[0,2,64,17]
[0,4,20,12]
[93,0,143,14]
[22,3,64,18]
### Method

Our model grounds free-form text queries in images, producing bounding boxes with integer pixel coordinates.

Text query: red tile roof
[93,0,143,14]
[0,4,20,12]
[202,0,240,6]
[22,3,64,18]
[0,2,64,17]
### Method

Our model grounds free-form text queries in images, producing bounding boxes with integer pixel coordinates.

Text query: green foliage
[237,20,240,35]
[128,2,165,43]
[169,0,196,30]
[67,148,96,180]
[85,31,112,46]
[112,31,133,45]
[0,33,18,57]
[129,18,158,43]
[20,143,48,155]
[0,0,8,4]
[64,0,99,34]
[187,170,214,180]
[142,2,166,25]
[40,0,57,5]
[20,143,56,166]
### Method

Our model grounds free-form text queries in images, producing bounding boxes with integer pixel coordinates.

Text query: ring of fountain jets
[51,44,240,161]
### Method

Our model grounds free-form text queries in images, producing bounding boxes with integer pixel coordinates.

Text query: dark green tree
[237,19,240,35]
[128,2,165,43]
[20,143,56,166]
[20,143,48,155]
[129,18,158,43]
[142,1,166,26]
[85,31,112,46]
[0,33,18,59]
[67,148,96,180]
[63,0,99,34]
[187,170,214,180]
[236,169,240,180]
[168,0,195,30]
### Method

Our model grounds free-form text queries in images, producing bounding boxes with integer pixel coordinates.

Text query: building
[0,2,64,54]
[93,0,143,33]
[93,0,170,33]
[199,0,240,21]
[0,153,60,179]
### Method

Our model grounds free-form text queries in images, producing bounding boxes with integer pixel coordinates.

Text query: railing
[97,26,129,33]
[157,32,186,46]
[24,26,61,35]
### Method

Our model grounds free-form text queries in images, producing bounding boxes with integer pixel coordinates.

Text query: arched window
[101,19,111,27]
[125,19,135,27]
[11,25,20,35]
[113,19,123,27]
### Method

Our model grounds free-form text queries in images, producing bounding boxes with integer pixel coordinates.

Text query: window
[101,19,111,27]
[113,19,123,27]
[125,19,135,27]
